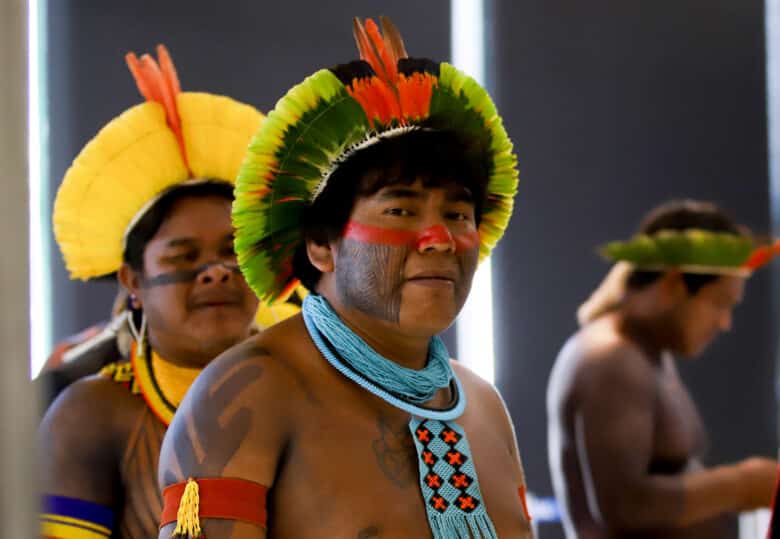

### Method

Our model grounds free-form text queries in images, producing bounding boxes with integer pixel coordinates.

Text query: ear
[659,270,688,304]
[305,236,335,274]
[118,263,143,309]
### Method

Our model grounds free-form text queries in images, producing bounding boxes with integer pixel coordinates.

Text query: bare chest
[269,406,531,538]
[116,407,167,539]
[651,367,708,470]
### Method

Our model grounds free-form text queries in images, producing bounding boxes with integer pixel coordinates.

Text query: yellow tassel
[171,478,202,538]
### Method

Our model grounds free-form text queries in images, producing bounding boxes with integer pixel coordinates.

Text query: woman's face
[123,195,259,365]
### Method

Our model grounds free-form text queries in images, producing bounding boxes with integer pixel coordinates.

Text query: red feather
[348,17,435,127]
[352,18,382,74]
[156,44,181,96]
[125,45,190,174]
[363,18,398,84]
[743,239,780,270]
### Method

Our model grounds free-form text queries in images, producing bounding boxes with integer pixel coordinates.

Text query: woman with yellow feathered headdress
[37,46,298,539]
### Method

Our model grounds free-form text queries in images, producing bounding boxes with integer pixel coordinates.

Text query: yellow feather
[178,93,264,184]
[53,102,187,280]
[53,93,264,281]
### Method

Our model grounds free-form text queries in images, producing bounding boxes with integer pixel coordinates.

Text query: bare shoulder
[551,317,657,402]
[159,318,313,489]
[186,315,316,410]
[451,360,503,411]
[40,370,137,447]
[450,360,529,489]
[451,361,514,439]
[185,333,279,400]
[39,372,137,499]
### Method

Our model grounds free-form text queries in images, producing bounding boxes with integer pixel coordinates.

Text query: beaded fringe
[429,513,498,539]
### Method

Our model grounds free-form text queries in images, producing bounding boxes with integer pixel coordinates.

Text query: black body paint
[163,341,269,485]
[142,261,241,288]
[371,415,417,488]
[336,239,406,323]
[357,525,382,538]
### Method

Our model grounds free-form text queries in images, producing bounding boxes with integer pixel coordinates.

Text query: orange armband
[161,478,268,536]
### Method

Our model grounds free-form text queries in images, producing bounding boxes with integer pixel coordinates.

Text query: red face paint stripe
[415,224,453,250]
[343,221,418,246]
[344,221,480,253]
[454,230,480,253]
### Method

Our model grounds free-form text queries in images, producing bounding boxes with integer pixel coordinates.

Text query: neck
[146,331,249,368]
[613,308,669,360]
[324,293,432,370]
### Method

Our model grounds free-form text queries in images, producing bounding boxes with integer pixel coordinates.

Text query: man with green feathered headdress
[158,16,533,539]
[547,199,779,538]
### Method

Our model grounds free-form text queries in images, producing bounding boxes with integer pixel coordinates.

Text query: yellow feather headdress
[53,45,264,280]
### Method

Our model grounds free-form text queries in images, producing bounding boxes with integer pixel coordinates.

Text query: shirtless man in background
[547,200,777,538]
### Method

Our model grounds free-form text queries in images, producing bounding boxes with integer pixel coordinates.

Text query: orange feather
[156,44,181,96]
[364,18,398,84]
[348,17,434,126]
[398,72,436,120]
[125,53,156,103]
[125,45,190,174]
[744,239,780,270]
[352,18,382,74]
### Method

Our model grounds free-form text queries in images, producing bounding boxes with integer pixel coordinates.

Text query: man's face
[672,275,745,357]
[132,195,259,364]
[331,178,480,337]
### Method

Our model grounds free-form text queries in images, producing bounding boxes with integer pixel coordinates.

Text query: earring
[127,295,147,358]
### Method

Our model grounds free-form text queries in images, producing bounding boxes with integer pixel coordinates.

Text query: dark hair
[123,180,234,272]
[626,199,748,294]
[292,129,490,292]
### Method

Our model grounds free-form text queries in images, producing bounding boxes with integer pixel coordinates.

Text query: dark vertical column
[490,1,773,534]
[44,0,450,342]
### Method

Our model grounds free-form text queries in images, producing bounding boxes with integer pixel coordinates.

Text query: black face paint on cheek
[336,238,407,324]
[141,262,241,288]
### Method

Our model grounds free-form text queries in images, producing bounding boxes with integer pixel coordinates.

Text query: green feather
[234,61,520,301]
[431,64,518,259]
[601,229,754,269]
[234,69,373,302]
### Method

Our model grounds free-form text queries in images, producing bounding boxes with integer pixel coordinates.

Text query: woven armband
[161,478,268,537]
[41,495,114,538]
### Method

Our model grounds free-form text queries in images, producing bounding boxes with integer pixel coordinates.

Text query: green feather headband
[601,229,780,277]
[233,17,519,303]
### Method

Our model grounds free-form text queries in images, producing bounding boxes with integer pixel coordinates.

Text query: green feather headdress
[601,229,780,277]
[233,16,519,303]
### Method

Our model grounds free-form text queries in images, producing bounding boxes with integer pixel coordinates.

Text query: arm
[575,345,775,530]
[38,378,122,534]
[455,362,534,534]
[157,338,294,539]
[486,384,534,530]
[34,334,120,416]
